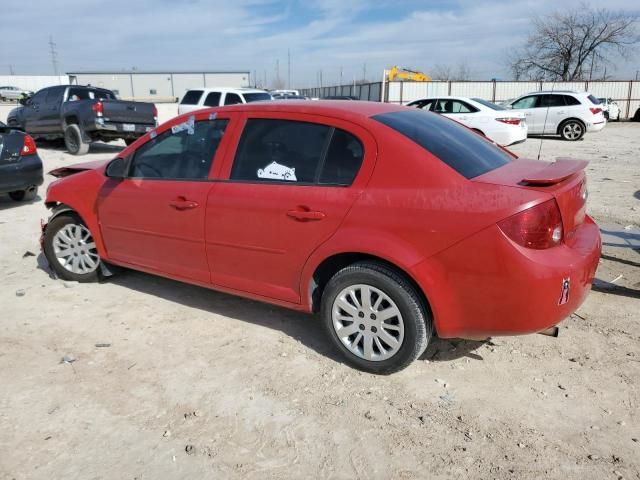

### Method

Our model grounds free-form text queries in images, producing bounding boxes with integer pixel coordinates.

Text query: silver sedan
[0,86,33,101]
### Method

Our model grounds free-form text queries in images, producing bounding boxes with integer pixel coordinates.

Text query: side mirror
[105,157,128,179]
[19,97,29,106]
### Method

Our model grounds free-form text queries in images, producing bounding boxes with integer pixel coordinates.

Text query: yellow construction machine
[388,66,431,82]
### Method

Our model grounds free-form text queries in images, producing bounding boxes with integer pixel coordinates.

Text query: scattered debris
[127,363,137,370]
[184,411,199,419]
[435,378,445,385]
[517,442,525,448]
[558,384,566,390]
[588,454,600,460]
[610,274,623,284]
[280,352,288,357]
[48,406,59,415]
[163,430,171,437]
[16,289,25,297]
[364,410,374,420]
[95,343,111,348]
[61,354,76,364]
[22,251,36,258]
[63,282,76,288]
[185,445,195,455]
[44,436,52,441]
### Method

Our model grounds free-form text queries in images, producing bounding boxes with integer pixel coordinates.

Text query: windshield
[372,109,513,179]
[471,98,506,110]
[243,93,272,103]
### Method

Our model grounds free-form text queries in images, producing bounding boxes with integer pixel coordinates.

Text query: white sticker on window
[171,115,195,135]
[257,162,297,181]
[149,130,157,139]
[209,112,217,120]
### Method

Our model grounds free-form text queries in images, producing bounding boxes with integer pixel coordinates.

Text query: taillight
[495,117,522,125]
[152,105,158,124]
[498,199,563,249]
[589,107,602,115]
[92,101,104,116]
[21,134,37,156]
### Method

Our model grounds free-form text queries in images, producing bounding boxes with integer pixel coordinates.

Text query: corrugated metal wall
[0,75,69,93]
[302,80,640,119]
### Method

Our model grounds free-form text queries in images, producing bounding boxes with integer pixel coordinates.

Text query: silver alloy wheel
[332,284,405,361]
[52,224,99,274]
[562,122,583,140]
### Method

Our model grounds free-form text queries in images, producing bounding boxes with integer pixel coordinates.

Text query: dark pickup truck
[7,85,157,155]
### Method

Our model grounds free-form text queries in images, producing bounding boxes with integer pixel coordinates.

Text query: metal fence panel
[450,82,493,100]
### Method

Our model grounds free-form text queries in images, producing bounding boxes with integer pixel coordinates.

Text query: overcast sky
[1,0,638,86]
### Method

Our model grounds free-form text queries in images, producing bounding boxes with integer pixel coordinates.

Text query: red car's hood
[49,159,109,178]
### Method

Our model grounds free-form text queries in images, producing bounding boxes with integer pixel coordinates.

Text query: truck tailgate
[102,100,156,125]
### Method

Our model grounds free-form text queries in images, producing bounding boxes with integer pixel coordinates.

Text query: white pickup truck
[178,88,272,115]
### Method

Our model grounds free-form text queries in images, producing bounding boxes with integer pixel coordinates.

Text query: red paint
[44,101,601,338]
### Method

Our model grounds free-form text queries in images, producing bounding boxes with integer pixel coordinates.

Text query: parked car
[41,102,600,374]
[597,97,620,121]
[504,91,605,141]
[7,85,157,155]
[633,107,640,122]
[178,88,272,115]
[406,96,527,146]
[272,94,308,100]
[0,86,34,102]
[0,121,43,201]
[271,89,300,96]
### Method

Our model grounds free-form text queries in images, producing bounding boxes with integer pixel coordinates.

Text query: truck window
[66,88,115,102]
[203,92,221,107]
[181,90,204,105]
[224,93,243,105]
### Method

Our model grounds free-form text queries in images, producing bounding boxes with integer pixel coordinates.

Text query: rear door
[538,94,567,133]
[510,95,540,133]
[435,98,479,126]
[205,113,376,303]
[97,110,234,282]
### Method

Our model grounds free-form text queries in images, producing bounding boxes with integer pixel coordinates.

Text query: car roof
[190,100,407,120]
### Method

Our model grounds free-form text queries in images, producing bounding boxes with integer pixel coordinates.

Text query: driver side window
[129,118,228,180]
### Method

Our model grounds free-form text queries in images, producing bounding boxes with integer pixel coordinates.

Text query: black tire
[124,138,137,146]
[43,213,101,282]
[559,119,585,141]
[604,111,609,121]
[321,261,431,374]
[9,187,37,202]
[64,124,90,155]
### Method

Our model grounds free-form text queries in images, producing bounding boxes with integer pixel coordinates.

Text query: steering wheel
[136,163,163,178]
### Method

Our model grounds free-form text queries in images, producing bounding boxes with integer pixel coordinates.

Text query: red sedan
[41,101,601,374]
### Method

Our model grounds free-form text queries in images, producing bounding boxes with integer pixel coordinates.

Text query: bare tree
[510,6,639,81]
[430,62,472,81]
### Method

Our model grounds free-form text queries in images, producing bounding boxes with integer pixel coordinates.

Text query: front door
[97,113,232,283]
[510,95,540,133]
[206,113,376,304]
[23,89,48,133]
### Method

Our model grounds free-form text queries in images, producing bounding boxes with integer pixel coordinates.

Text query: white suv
[178,88,272,115]
[505,91,605,141]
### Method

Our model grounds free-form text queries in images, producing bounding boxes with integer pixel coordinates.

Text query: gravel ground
[0,105,638,479]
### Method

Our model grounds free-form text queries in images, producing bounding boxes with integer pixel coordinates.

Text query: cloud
[0,0,638,85]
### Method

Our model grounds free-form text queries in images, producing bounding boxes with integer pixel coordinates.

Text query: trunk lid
[0,127,25,163]
[101,100,156,125]
[474,158,589,236]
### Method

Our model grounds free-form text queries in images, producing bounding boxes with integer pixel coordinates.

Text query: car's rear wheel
[64,124,90,155]
[8,187,38,201]
[321,261,431,374]
[124,138,136,146]
[604,111,609,121]
[559,120,585,141]
[43,214,101,282]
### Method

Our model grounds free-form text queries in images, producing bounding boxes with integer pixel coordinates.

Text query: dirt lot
[0,104,638,479]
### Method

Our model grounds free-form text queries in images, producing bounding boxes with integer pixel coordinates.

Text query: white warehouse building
[67,70,250,101]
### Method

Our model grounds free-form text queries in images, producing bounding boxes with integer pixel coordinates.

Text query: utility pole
[287,49,291,89]
[276,59,280,87]
[635,70,639,81]
[340,66,343,85]
[362,63,367,82]
[9,65,14,75]
[320,69,323,88]
[49,35,59,77]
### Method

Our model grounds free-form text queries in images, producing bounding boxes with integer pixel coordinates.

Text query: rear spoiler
[520,158,588,186]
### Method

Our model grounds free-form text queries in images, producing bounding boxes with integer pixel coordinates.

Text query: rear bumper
[586,121,606,133]
[492,126,528,146]
[92,120,155,138]
[411,216,601,338]
[0,154,44,194]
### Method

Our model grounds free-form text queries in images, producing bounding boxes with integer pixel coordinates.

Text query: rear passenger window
[204,92,221,107]
[319,129,363,185]
[564,95,581,106]
[129,118,228,180]
[224,93,243,105]
[231,119,331,183]
[180,90,203,105]
[540,95,565,107]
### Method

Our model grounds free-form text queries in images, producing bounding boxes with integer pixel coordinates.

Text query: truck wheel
[9,187,38,202]
[64,124,90,155]
[124,138,136,146]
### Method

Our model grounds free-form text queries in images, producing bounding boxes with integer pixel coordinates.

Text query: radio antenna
[537,80,555,161]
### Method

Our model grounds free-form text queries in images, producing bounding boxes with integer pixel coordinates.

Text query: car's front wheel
[321,261,431,374]
[559,120,585,141]
[43,214,101,282]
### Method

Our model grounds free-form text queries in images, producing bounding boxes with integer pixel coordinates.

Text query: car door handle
[287,208,326,221]
[169,197,199,210]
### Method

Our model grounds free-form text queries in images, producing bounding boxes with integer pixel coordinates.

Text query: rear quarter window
[372,109,513,179]
[587,95,600,105]
[181,90,203,105]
